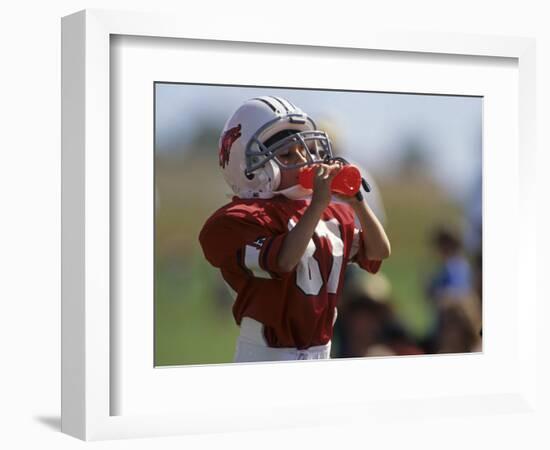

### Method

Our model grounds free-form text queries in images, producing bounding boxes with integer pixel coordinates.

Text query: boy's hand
[310,162,342,210]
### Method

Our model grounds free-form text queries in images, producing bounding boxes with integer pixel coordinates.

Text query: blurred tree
[187,122,221,160]
[397,135,429,180]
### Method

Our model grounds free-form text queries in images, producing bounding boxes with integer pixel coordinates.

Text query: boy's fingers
[316,165,325,177]
[327,164,342,180]
[316,164,330,177]
[313,163,340,182]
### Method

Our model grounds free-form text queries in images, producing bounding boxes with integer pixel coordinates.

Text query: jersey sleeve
[199,212,290,280]
[348,227,382,274]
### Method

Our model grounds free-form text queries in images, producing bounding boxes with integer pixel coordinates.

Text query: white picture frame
[61,9,537,441]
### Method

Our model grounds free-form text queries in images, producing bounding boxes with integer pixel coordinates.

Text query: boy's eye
[306,142,317,154]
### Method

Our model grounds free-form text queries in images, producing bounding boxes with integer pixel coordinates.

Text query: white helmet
[218,96,333,199]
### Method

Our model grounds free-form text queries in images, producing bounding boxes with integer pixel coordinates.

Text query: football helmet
[218,96,333,198]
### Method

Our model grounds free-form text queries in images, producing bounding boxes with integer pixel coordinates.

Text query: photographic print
[154,84,482,366]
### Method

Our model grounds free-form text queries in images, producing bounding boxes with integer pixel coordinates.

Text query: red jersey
[199,195,381,349]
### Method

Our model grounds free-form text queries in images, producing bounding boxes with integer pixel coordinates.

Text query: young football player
[199,96,391,362]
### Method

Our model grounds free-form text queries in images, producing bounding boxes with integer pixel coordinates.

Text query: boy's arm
[275,164,341,272]
[349,198,391,260]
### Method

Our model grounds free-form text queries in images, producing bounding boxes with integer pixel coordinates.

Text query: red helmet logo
[219,124,242,169]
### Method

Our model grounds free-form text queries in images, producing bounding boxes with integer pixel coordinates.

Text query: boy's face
[276,144,309,190]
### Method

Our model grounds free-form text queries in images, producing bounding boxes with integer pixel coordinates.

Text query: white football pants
[233,317,331,362]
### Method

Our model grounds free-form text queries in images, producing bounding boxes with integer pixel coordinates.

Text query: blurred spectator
[464,175,482,255]
[463,174,482,336]
[436,295,482,353]
[472,251,482,300]
[334,266,423,358]
[427,225,473,300]
[374,320,424,356]
[421,224,482,353]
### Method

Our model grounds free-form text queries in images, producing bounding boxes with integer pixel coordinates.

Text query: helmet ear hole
[245,172,255,180]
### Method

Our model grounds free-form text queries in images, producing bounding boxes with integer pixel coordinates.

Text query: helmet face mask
[271,131,332,169]
[246,126,333,177]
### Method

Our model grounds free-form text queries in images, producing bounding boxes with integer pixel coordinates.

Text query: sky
[155,83,482,203]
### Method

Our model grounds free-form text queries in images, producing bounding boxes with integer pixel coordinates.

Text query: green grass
[154,253,239,366]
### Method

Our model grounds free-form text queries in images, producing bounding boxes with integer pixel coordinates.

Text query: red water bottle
[298,164,362,197]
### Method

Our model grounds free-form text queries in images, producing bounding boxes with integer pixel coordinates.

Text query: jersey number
[288,218,344,295]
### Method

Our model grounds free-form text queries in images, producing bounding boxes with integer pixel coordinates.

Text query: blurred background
[154,83,483,366]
